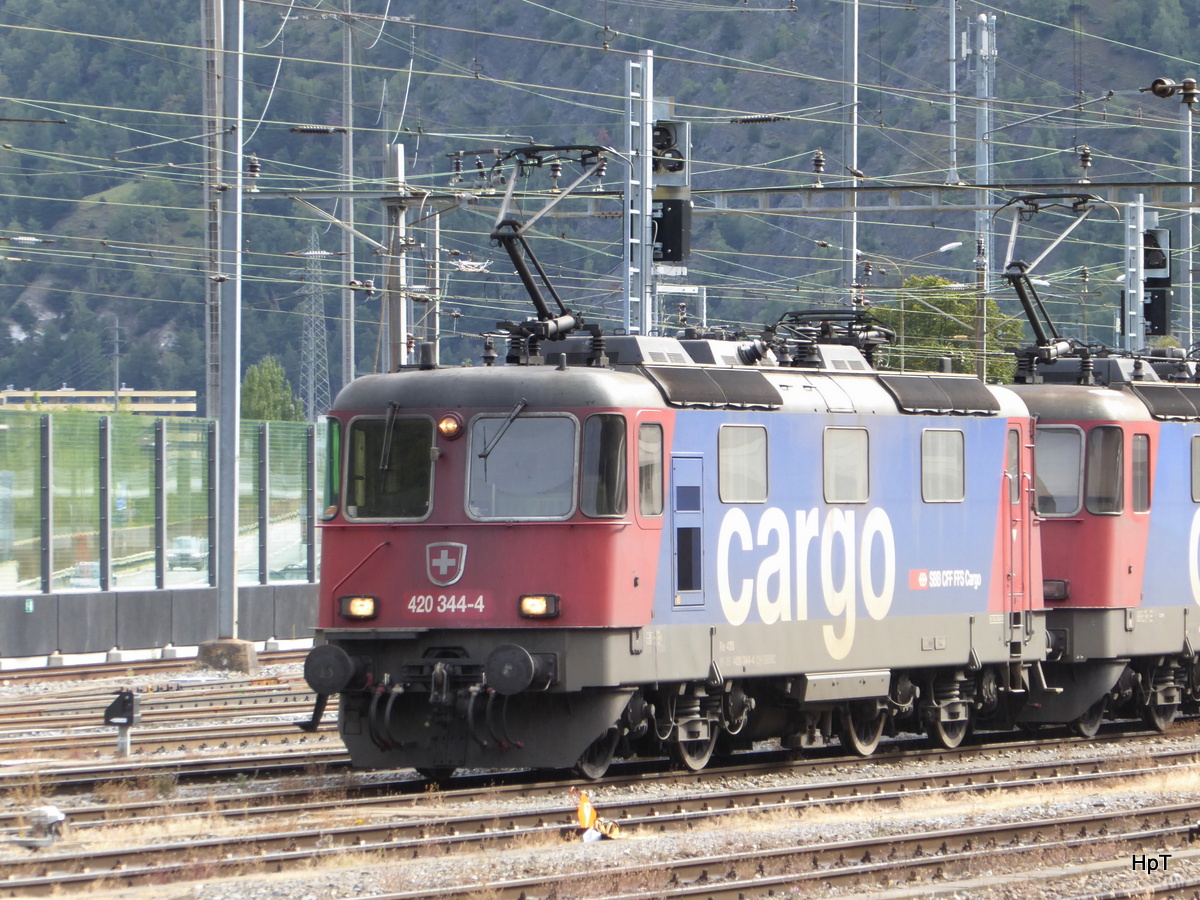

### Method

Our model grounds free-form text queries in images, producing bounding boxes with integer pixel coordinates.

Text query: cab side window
[581,414,627,517]
[638,423,664,517]
[1085,425,1123,515]
[1132,433,1150,513]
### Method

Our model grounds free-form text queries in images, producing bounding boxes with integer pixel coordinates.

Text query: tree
[241,356,305,421]
[870,276,1025,383]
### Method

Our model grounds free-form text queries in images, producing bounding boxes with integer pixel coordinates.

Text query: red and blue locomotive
[299,181,1200,779]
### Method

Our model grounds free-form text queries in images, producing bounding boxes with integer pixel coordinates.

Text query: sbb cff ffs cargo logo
[426,542,467,587]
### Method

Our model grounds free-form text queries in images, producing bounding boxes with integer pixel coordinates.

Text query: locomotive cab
[1028,388,1154,609]
[305,359,676,775]
[1012,364,1188,733]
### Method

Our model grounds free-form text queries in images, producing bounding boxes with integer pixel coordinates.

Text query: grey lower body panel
[324,610,1033,691]
[319,610,1042,770]
[1046,606,1192,661]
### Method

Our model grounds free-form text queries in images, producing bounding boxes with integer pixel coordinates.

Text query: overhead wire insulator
[812,149,825,187]
[1146,78,1179,99]
[1077,144,1092,184]
[447,150,464,184]
[592,155,608,191]
[245,154,261,192]
[550,159,563,191]
[3,235,54,244]
[1183,78,1199,107]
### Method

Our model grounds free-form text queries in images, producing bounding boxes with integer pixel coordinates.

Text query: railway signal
[1143,228,1173,336]
[651,119,690,187]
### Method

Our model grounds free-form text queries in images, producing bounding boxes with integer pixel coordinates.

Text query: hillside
[0,0,1196,401]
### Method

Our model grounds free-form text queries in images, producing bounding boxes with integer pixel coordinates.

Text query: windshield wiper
[379,402,399,471]
[478,398,528,460]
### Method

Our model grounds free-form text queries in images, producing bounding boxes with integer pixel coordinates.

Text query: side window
[321,416,342,519]
[1132,433,1150,513]
[1006,429,1020,505]
[922,429,965,503]
[581,414,627,517]
[638,423,664,516]
[1085,425,1124,514]
[1034,426,1083,516]
[824,427,869,503]
[718,425,768,503]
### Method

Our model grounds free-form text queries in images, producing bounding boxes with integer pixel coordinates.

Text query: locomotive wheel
[839,702,886,757]
[416,767,457,783]
[926,716,969,750]
[574,727,619,780]
[1141,699,1178,733]
[669,732,718,771]
[1071,697,1107,739]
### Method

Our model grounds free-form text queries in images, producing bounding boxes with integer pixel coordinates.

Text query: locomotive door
[1004,427,1032,651]
[671,456,705,608]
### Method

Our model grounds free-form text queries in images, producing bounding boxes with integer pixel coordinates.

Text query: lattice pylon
[300,227,332,420]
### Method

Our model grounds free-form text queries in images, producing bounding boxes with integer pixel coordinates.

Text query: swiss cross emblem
[426,542,467,587]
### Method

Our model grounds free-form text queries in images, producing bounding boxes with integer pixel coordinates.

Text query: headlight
[338,595,379,619]
[1042,580,1070,602]
[519,594,560,618]
[437,413,464,439]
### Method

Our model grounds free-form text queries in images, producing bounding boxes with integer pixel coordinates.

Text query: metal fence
[0,411,321,658]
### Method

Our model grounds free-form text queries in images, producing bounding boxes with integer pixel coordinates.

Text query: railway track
[0,650,306,684]
[0,730,1142,829]
[359,806,1200,900]
[0,677,311,723]
[6,659,1200,898]
[3,733,1199,896]
[0,664,327,765]
[0,745,348,793]
[0,718,341,760]
[0,714,1163,796]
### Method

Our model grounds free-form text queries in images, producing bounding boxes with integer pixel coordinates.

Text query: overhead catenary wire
[0,0,1186,362]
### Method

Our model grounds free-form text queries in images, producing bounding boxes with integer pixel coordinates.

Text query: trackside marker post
[102,688,141,758]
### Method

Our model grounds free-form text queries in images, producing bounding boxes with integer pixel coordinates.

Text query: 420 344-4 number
[407,594,486,614]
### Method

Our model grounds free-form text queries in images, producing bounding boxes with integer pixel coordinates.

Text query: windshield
[468,415,576,519]
[346,416,434,519]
